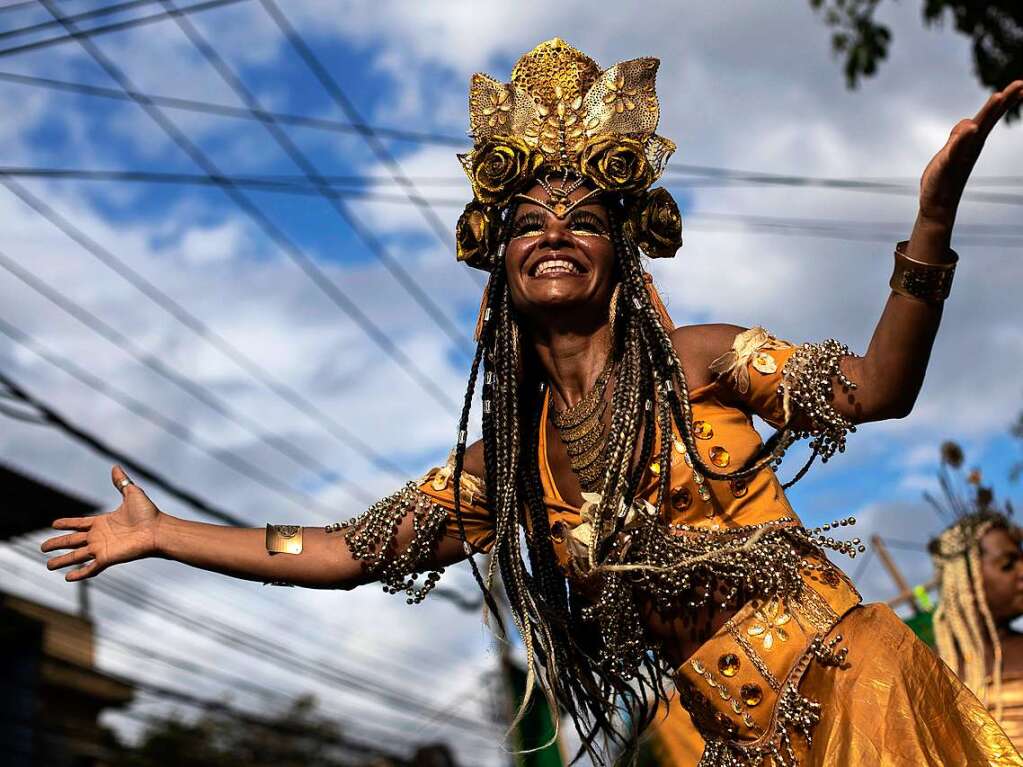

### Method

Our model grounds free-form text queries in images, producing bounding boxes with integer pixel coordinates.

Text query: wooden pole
[871,535,920,615]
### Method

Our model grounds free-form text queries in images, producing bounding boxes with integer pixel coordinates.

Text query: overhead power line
[0,0,162,43]
[0,68,1017,202]
[8,541,499,736]
[0,0,248,58]
[0,368,249,526]
[664,165,1023,207]
[6,165,1022,247]
[0,69,468,145]
[0,317,342,521]
[156,0,473,351]
[37,0,460,412]
[0,250,374,506]
[0,175,406,480]
[258,0,472,268]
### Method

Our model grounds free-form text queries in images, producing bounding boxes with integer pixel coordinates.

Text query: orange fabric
[648,605,1022,766]
[421,337,1020,764]
[990,673,1023,757]
[418,465,495,554]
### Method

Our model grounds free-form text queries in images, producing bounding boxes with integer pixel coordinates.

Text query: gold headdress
[455,38,682,270]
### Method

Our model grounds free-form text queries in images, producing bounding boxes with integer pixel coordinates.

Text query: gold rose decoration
[457,38,682,269]
[628,187,683,259]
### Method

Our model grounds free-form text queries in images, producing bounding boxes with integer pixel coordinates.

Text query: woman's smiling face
[504,180,617,322]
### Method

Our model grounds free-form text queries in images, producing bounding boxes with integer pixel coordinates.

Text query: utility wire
[0,66,1017,203]
[0,70,467,145]
[157,0,472,351]
[0,250,375,506]
[37,0,460,413]
[0,0,248,58]
[0,172,407,481]
[665,165,1023,206]
[8,541,499,735]
[0,317,342,521]
[258,0,480,291]
[0,0,162,43]
[7,165,1022,246]
[4,503,477,692]
[38,652,410,761]
[0,369,245,526]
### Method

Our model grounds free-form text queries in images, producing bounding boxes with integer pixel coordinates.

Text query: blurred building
[0,462,134,767]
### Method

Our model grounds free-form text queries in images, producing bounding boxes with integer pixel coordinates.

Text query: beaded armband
[779,340,856,463]
[889,240,957,304]
[326,483,449,604]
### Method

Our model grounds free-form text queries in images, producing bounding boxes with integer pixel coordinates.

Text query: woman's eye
[513,226,543,237]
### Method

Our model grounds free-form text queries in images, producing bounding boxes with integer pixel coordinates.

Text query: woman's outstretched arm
[839,81,1023,422]
[41,462,475,589]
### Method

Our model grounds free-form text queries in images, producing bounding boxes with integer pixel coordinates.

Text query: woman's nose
[537,218,571,249]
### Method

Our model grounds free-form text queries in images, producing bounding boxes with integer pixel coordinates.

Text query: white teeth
[535,259,580,276]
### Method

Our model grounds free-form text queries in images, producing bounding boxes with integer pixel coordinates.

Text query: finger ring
[118,477,134,490]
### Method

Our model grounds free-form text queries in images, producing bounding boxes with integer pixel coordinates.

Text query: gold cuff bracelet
[265,524,303,555]
[889,240,957,304]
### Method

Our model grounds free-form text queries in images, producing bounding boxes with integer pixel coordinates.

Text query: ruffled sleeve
[710,327,857,461]
[418,453,495,554]
[709,327,798,428]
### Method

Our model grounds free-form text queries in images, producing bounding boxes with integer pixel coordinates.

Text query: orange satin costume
[417,330,1021,766]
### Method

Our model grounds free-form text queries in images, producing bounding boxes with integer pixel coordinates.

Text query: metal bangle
[265,523,303,555]
[889,240,957,304]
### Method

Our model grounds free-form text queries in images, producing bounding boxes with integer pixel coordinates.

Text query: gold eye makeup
[511,212,546,238]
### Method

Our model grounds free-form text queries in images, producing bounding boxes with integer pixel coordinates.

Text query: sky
[0,1,1020,765]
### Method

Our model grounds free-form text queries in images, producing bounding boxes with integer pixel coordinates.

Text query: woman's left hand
[918,80,1023,231]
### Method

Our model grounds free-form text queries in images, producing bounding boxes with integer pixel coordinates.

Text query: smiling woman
[40,37,1023,767]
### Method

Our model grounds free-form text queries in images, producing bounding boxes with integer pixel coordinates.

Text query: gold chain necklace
[550,355,614,492]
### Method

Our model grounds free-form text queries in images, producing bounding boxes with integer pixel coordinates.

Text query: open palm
[41,465,162,581]
[919,80,1023,226]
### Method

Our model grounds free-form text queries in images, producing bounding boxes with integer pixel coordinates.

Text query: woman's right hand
[41,465,163,581]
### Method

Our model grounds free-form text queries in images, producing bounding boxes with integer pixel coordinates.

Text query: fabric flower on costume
[470,136,542,205]
[579,134,654,194]
[455,202,494,268]
[747,599,792,651]
[565,492,656,573]
[629,187,682,259]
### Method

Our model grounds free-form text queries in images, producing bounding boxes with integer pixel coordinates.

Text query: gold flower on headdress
[629,187,683,259]
[603,73,640,113]
[470,136,542,206]
[579,134,654,194]
[482,87,512,128]
[455,202,494,267]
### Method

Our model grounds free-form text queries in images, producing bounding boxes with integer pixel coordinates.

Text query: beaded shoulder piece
[327,483,450,604]
[711,327,857,463]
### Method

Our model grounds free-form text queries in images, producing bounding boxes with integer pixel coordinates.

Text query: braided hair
[450,195,790,763]
[930,511,1017,721]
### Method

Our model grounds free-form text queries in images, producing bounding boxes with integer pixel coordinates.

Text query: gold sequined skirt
[650,603,1022,766]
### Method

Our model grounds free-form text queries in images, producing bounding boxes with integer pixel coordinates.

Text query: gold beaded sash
[675,562,860,763]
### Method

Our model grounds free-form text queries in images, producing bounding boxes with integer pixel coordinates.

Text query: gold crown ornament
[455,38,683,270]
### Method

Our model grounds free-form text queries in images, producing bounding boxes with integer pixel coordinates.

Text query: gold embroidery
[747,598,792,651]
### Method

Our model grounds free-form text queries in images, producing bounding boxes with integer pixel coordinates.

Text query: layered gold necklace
[550,355,614,492]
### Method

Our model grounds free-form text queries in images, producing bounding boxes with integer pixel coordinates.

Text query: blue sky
[0,1,1021,764]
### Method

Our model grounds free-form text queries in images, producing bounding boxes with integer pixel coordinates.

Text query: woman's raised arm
[839,81,1023,423]
[41,464,473,589]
